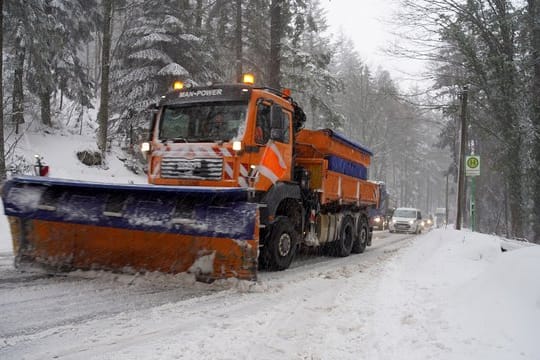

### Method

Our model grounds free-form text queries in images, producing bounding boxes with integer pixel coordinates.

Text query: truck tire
[260,216,298,271]
[352,216,368,254]
[333,216,355,257]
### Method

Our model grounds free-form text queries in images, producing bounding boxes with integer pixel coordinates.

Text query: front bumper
[389,222,415,233]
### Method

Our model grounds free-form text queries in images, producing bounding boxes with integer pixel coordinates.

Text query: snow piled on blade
[188,252,216,276]
[4,186,45,213]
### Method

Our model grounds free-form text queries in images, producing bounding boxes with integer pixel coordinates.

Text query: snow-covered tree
[4,0,97,127]
[280,0,341,129]
[111,0,215,114]
[397,0,534,239]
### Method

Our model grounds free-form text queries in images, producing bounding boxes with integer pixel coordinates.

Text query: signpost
[465,155,480,231]
[465,156,480,177]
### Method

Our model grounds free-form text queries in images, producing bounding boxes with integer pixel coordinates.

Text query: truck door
[270,104,293,181]
[255,101,293,184]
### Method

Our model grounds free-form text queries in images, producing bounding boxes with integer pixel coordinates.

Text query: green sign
[465,155,480,176]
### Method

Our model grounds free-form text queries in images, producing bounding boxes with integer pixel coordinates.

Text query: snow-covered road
[0,231,412,359]
[2,228,538,360]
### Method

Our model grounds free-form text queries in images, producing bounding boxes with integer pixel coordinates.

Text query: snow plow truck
[2,75,380,282]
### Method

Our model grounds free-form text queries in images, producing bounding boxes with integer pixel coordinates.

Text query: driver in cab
[207,112,226,137]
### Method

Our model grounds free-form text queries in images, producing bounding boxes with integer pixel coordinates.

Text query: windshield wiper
[172,137,189,143]
[161,137,229,143]
[159,137,190,143]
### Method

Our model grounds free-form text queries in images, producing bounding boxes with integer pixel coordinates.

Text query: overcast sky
[322,0,428,88]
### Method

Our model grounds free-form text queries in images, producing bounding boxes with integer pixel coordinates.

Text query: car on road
[389,207,423,234]
[371,214,387,230]
[434,208,446,228]
[423,214,434,230]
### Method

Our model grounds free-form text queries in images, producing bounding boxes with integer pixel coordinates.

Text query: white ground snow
[0,128,538,359]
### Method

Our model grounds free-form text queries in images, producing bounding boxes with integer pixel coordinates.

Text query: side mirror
[146,104,159,141]
[146,103,159,112]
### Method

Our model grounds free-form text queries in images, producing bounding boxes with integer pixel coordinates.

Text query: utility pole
[445,172,449,226]
[455,86,468,230]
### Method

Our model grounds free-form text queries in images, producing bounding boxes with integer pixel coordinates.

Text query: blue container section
[326,155,368,180]
[323,129,373,157]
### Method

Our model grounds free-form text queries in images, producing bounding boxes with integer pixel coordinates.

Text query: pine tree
[528,0,540,243]
[112,0,214,115]
[4,0,97,127]
[281,0,341,129]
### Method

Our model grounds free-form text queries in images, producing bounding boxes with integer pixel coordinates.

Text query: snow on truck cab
[3,75,381,282]
[434,207,447,228]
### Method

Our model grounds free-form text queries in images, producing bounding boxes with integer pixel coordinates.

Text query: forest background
[0,0,538,243]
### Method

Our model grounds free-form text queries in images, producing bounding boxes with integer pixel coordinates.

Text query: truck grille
[160,157,223,180]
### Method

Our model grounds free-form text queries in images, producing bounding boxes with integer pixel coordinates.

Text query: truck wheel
[333,216,355,257]
[352,216,368,254]
[260,216,298,271]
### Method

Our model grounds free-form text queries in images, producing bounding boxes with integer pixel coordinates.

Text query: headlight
[392,219,397,224]
[409,220,414,225]
[141,142,151,153]
[374,217,381,223]
[232,141,242,151]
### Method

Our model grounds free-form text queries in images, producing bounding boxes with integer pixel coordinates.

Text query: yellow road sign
[465,155,480,176]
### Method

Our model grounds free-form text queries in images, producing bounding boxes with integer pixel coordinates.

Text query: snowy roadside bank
[366,229,539,360]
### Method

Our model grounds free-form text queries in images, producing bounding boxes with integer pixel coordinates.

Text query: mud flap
[2,176,259,281]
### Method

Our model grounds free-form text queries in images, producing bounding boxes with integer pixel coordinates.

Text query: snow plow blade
[2,176,259,281]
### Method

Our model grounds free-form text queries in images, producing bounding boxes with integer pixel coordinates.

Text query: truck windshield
[159,101,248,142]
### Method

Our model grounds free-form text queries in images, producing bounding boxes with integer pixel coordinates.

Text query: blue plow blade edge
[2,176,258,240]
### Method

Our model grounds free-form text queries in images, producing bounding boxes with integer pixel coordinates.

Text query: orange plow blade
[3,176,259,281]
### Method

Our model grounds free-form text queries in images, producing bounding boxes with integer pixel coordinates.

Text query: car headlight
[374,217,381,223]
[409,220,414,225]
[392,219,397,224]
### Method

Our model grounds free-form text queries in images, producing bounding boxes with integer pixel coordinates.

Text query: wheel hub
[278,233,291,256]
